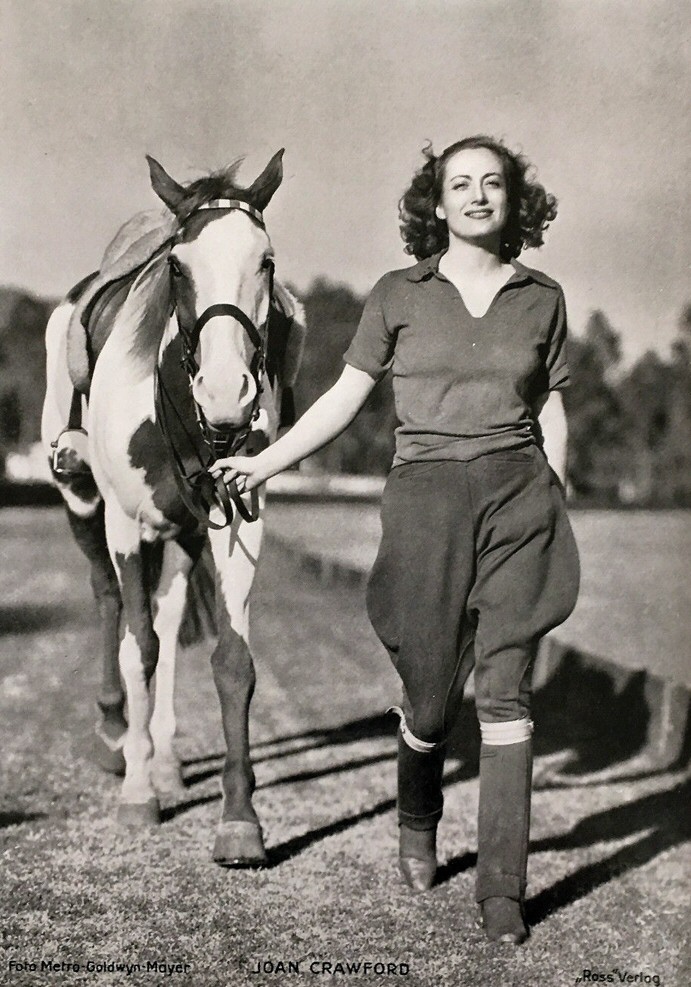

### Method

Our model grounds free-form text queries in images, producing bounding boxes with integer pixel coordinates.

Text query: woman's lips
[465,209,492,218]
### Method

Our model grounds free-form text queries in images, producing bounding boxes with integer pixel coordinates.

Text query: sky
[1,0,689,363]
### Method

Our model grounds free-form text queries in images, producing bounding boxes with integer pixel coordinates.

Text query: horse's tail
[179,541,218,646]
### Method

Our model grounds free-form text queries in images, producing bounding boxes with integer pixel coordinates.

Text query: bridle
[154,198,274,530]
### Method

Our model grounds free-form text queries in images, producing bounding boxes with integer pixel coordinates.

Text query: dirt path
[1,508,689,987]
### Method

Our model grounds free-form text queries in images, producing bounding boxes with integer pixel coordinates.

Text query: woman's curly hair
[399,136,558,261]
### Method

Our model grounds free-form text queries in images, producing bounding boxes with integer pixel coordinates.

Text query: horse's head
[147,151,283,432]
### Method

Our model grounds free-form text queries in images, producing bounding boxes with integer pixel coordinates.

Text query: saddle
[66,208,178,395]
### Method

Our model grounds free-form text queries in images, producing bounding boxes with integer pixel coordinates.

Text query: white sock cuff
[480,717,534,746]
[387,706,440,753]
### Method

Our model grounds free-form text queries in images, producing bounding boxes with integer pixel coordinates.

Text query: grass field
[0,507,689,987]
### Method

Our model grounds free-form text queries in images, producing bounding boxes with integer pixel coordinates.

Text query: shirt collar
[404,252,444,282]
[405,252,556,289]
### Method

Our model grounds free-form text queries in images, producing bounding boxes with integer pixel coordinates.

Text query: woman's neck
[441,235,509,277]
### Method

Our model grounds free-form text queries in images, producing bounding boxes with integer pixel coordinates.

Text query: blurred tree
[563,312,626,502]
[0,288,56,471]
[295,278,396,474]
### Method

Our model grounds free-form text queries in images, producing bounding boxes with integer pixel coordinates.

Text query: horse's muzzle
[192,370,257,429]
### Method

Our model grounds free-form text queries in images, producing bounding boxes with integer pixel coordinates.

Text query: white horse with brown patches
[42,151,305,865]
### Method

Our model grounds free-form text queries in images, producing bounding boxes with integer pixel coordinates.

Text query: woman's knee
[474,657,533,723]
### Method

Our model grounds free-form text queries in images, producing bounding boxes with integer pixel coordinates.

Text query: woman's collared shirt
[343,252,569,466]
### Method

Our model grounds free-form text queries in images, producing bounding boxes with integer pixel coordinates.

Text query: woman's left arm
[535,390,568,486]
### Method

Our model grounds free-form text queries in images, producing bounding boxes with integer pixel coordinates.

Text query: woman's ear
[435,204,446,222]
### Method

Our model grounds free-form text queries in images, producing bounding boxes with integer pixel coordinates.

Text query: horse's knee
[210,631,255,695]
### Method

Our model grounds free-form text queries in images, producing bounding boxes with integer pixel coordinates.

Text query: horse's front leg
[208,509,267,866]
[105,499,161,826]
[149,539,196,799]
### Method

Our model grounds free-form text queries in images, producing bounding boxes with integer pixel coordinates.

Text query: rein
[154,199,273,530]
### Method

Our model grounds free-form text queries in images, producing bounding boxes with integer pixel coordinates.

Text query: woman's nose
[471,184,487,204]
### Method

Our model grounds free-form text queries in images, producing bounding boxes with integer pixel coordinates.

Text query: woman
[211,136,580,945]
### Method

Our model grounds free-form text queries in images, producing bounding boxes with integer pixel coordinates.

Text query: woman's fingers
[209,465,236,480]
[208,456,248,479]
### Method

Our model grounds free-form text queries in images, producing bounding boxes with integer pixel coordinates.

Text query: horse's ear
[247,148,284,211]
[146,155,186,215]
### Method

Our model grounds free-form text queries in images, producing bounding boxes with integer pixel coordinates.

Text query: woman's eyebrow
[447,171,503,182]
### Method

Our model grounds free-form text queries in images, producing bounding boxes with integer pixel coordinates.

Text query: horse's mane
[121,250,174,375]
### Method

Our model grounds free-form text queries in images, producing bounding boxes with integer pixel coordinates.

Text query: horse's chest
[122,418,191,536]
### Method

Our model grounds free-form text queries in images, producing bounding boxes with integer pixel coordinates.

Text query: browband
[196,199,264,226]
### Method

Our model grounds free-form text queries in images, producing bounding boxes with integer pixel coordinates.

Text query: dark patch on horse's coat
[53,466,101,504]
[114,546,162,684]
[210,586,259,826]
[127,332,205,533]
[127,418,190,530]
[65,501,120,602]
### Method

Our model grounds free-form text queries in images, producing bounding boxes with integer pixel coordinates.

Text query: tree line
[1,282,689,506]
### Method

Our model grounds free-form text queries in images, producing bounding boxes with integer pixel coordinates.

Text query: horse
[41,150,306,865]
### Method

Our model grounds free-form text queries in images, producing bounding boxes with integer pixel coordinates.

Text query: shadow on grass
[174,690,687,902]
[527,778,691,925]
[182,750,395,791]
[267,762,471,868]
[0,603,85,635]
[0,811,47,829]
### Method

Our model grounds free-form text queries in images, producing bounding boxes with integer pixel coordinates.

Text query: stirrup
[51,427,92,477]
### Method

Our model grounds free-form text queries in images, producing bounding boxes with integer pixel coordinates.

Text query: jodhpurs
[366,448,580,900]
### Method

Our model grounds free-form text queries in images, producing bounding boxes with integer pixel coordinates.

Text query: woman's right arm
[209,364,377,491]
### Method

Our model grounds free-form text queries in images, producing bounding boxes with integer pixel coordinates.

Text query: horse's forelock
[177,159,253,218]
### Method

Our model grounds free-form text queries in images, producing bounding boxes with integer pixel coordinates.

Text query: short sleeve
[546,287,569,390]
[343,275,396,382]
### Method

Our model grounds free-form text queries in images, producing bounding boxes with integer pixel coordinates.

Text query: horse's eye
[169,257,184,278]
[261,255,274,273]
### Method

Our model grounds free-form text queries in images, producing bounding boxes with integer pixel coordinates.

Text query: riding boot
[476,721,533,943]
[396,732,445,891]
[397,730,445,831]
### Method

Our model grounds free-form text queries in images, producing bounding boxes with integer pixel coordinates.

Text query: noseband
[154,198,273,530]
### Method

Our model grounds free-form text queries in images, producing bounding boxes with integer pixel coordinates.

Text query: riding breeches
[366,448,580,742]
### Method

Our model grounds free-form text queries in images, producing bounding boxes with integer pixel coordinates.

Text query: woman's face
[435,147,509,247]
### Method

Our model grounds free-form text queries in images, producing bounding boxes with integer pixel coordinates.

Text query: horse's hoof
[93,722,127,776]
[117,798,161,828]
[94,738,126,776]
[213,820,267,868]
[152,764,186,800]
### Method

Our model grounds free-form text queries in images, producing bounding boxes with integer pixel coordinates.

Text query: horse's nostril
[239,374,250,400]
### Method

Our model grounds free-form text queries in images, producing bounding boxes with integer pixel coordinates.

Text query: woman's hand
[209,452,272,493]
[209,365,377,493]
